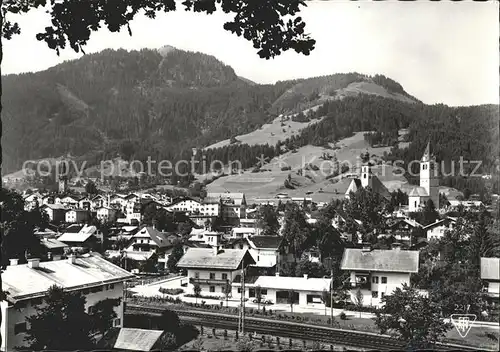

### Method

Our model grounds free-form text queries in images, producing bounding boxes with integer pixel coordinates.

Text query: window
[113,318,121,327]
[109,283,115,290]
[238,288,242,293]
[372,291,378,299]
[372,276,379,284]
[261,289,268,295]
[14,322,27,335]
[194,272,200,279]
[381,277,387,284]
[221,286,226,293]
[222,273,228,280]
[210,273,216,280]
[381,292,385,298]
[249,288,256,297]
[209,286,215,293]
[239,244,244,249]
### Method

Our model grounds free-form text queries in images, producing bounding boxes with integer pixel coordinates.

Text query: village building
[0,253,134,352]
[423,217,457,241]
[41,203,67,222]
[177,248,255,296]
[39,238,69,261]
[340,246,419,307]
[345,164,391,201]
[65,209,90,223]
[233,274,331,307]
[408,142,440,211]
[480,257,500,298]
[57,225,102,252]
[96,206,119,223]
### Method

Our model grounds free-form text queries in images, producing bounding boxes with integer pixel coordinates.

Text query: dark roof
[248,236,282,249]
[177,248,255,270]
[134,227,176,248]
[341,248,419,273]
[370,175,391,200]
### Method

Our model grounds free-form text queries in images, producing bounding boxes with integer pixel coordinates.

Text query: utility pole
[330,266,334,326]
[241,256,245,334]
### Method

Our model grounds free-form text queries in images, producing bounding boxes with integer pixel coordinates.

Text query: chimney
[361,243,372,252]
[275,272,280,277]
[68,254,76,264]
[28,258,40,268]
[303,274,308,280]
[213,246,219,256]
[9,258,19,266]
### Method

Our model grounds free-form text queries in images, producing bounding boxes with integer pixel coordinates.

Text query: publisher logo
[450,314,476,338]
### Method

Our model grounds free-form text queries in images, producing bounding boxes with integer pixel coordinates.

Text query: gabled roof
[58,225,97,243]
[481,257,500,281]
[114,328,163,351]
[422,217,456,230]
[248,236,282,250]
[40,238,68,250]
[177,248,255,270]
[409,186,429,197]
[133,227,175,248]
[341,248,419,273]
[42,203,67,210]
[389,218,423,229]
[2,253,135,302]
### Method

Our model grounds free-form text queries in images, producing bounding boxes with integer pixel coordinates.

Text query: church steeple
[420,140,439,209]
[421,141,431,162]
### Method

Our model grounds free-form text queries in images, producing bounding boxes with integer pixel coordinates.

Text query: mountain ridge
[3,45,492,180]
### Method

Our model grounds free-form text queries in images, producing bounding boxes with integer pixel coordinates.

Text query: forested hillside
[2,45,497,194]
[1,47,293,173]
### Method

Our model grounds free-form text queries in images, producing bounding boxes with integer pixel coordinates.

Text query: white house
[480,257,500,297]
[165,197,201,214]
[233,274,331,307]
[0,253,134,352]
[96,206,118,223]
[230,227,257,239]
[187,229,222,247]
[59,195,80,209]
[340,246,419,307]
[176,248,255,296]
[65,209,90,223]
[246,236,282,269]
[423,217,457,241]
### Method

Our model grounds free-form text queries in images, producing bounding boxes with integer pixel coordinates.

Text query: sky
[2,0,498,107]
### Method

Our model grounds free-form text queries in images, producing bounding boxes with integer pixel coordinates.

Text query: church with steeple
[408,142,440,211]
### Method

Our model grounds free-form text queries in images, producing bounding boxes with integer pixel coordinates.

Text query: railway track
[125,303,481,351]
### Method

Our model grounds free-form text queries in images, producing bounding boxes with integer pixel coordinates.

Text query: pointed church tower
[419,141,439,208]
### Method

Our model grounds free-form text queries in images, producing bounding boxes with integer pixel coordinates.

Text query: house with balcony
[481,257,500,299]
[176,247,255,296]
[340,246,419,307]
[124,226,178,270]
[387,218,423,245]
[39,238,69,261]
[165,197,202,214]
[0,253,134,352]
[423,217,457,241]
